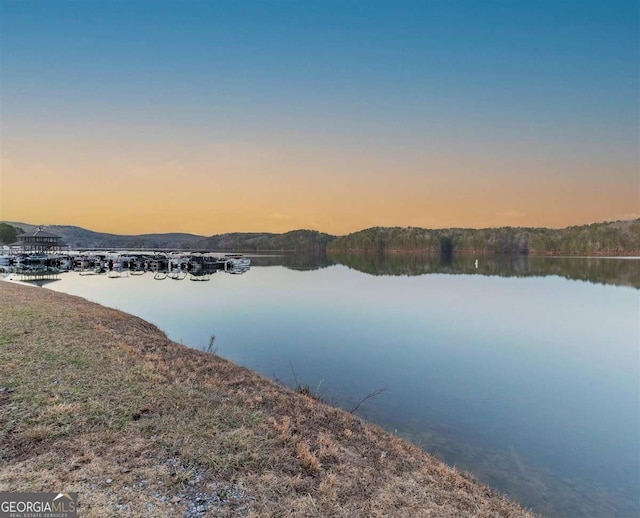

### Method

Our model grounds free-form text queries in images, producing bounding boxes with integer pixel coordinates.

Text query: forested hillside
[196,229,335,251]
[526,220,640,255]
[328,220,640,256]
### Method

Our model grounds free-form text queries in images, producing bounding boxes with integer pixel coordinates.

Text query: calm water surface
[38,255,639,517]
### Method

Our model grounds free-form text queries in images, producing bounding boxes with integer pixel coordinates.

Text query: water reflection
[327,252,640,288]
[248,252,334,271]
[4,251,637,288]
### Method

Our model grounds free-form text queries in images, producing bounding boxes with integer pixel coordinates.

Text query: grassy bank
[0,282,533,517]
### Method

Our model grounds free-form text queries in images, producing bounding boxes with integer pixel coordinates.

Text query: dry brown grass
[295,440,321,472]
[0,281,536,517]
[22,424,54,443]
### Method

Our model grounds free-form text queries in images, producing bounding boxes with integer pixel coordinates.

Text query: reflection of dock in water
[11,269,62,287]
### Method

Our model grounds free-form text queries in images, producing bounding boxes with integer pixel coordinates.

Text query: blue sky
[1,0,638,233]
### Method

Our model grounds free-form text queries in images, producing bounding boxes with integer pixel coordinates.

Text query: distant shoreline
[2,218,639,256]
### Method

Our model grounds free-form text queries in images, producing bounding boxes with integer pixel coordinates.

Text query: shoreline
[0,282,534,516]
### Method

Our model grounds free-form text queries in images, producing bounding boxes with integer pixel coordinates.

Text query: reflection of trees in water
[326,252,640,289]
[249,253,335,271]
[249,251,639,288]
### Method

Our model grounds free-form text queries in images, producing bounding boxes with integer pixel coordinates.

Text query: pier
[0,251,251,281]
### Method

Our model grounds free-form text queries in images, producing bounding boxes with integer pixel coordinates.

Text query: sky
[1,0,638,236]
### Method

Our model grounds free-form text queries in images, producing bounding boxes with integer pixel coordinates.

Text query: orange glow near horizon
[2,142,638,236]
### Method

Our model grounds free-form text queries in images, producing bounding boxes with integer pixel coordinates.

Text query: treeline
[326,226,534,254]
[327,220,640,256]
[196,229,335,252]
[0,223,25,245]
[4,219,639,255]
[526,220,640,255]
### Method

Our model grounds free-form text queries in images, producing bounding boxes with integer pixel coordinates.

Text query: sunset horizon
[2,1,638,236]
[3,214,640,239]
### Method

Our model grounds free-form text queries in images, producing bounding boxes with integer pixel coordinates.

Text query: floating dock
[1,252,251,280]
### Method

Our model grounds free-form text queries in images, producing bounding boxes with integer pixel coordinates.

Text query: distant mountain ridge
[3,219,639,255]
[1,222,335,251]
[1,222,205,250]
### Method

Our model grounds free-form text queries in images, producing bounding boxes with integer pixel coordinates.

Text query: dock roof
[17,228,62,239]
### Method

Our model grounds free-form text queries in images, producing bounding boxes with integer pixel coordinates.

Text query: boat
[222,254,251,269]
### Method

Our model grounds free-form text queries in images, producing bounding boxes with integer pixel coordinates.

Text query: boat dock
[1,251,251,280]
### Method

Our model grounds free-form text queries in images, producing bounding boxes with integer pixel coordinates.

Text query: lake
[35,254,639,517]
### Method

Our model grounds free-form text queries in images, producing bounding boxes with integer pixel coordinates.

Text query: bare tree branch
[349,386,388,414]
[289,361,300,389]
